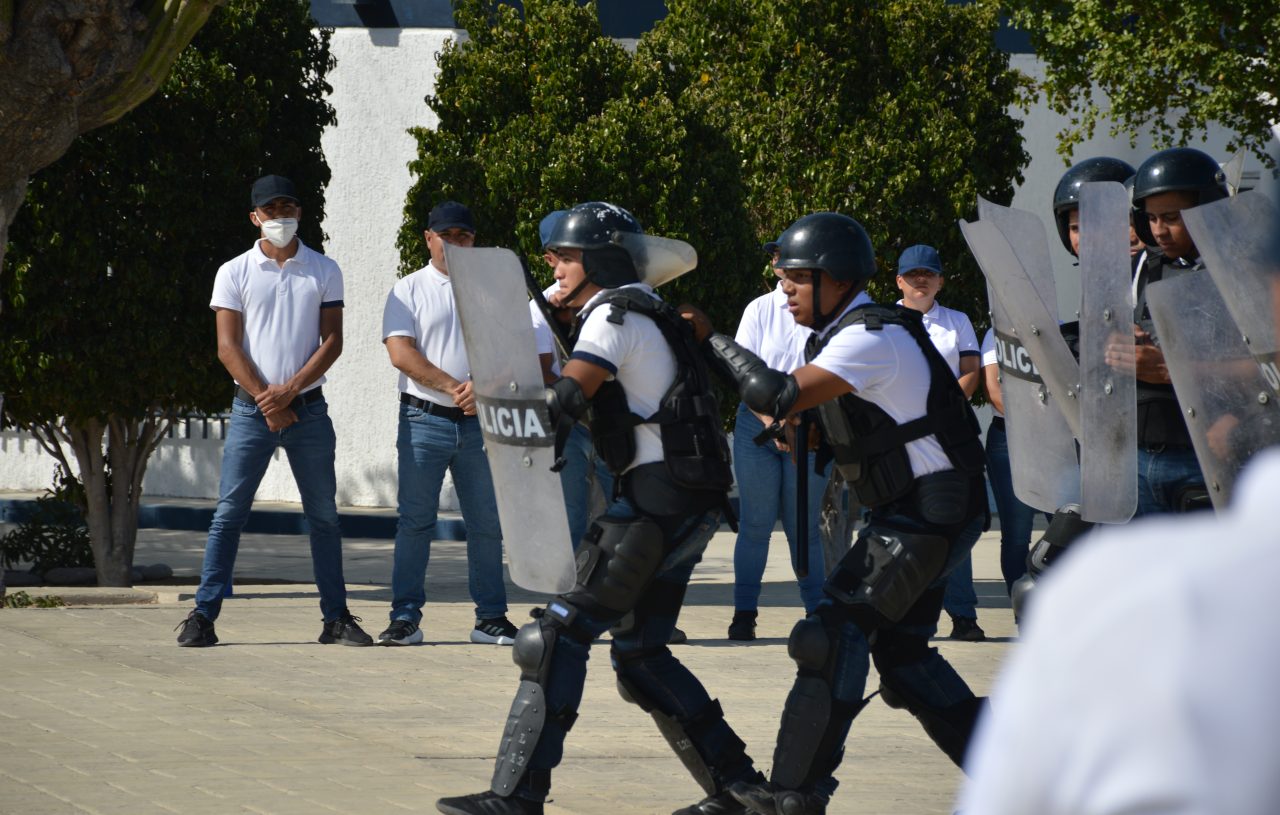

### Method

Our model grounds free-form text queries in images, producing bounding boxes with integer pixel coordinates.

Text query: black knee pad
[566,516,664,614]
[512,615,559,686]
[824,526,949,623]
[787,615,833,672]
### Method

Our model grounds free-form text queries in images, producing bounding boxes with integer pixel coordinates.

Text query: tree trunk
[63,417,133,586]
[0,1,222,274]
[0,178,25,286]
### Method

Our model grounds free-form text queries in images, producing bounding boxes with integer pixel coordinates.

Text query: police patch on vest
[476,396,554,447]
[994,328,1044,384]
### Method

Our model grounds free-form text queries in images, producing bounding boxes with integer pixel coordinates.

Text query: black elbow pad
[742,368,799,419]
[546,376,589,425]
[704,333,798,418]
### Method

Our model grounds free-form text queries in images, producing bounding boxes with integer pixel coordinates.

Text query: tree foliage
[399,0,759,335]
[642,0,1031,321]
[0,0,335,586]
[1002,0,1280,163]
[406,0,1029,335]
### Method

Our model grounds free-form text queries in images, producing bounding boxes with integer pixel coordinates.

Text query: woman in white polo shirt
[896,244,987,642]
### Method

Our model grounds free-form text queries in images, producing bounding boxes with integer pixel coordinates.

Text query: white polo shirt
[209,239,343,391]
[980,327,1004,418]
[382,261,471,407]
[735,282,811,372]
[530,283,563,376]
[809,292,952,478]
[897,299,979,378]
[959,448,1280,815]
[570,283,675,471]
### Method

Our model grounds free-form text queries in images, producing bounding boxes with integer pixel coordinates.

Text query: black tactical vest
[1133,251,1200,448]
[805,304,985,508]
[574,289,734,493]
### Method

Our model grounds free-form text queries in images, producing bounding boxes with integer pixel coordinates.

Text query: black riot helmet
[544,201,644,289]
[775,212,876,330]
[774,212,876,285]
[1052,157,1136,255]
[1131,148,1228,245]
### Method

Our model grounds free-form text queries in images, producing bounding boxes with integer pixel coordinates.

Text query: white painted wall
[2,40,1275,506]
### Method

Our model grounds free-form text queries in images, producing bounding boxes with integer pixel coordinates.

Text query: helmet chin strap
[810,274,857,333]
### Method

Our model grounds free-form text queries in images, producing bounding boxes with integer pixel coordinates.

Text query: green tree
[398,0,761,335]
[1001,0,1280,163]
[0,0,223,281]
[0,0,335,586]
[641,0,1031,321]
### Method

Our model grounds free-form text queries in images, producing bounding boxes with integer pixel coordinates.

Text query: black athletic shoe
[948,615,986,642]
[319,612,373,646]
[377,619,424,646]
[669,625,689,645]
[727,610,758,641]
[471,616,519,645]
[729,781,827,815]
[175,610,217,647]
[436,790,543,815]
[673,789,747,814]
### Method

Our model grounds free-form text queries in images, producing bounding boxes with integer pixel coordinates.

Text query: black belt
[400,392,466,421]
[234,385,323,406]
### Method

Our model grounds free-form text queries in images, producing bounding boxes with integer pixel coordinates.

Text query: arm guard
[704,333,800,419]
[546,376,590,425]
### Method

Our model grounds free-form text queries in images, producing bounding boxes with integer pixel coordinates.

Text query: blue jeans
[984,420,1041,594]
[196,396,347,621]
[797,506,982,798]
[1135,446,1205,517]
[390,404,506,624]
[732,404,828,613]
[558,423,616,550]
[941,513,985,619]
[514,494,756,799]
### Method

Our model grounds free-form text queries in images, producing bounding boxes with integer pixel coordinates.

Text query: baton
[795,410,811,579]
[521,257,573,360]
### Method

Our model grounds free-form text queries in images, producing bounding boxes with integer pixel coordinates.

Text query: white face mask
[259,218,298,248]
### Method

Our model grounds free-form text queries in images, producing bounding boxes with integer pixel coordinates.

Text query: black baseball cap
[250,175,299,208]
[428,201,475,233]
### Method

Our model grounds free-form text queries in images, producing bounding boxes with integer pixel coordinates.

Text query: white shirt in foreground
[570,284,675,472]
[959,448,1280,815]
[809,292,951,478]
[209,239,343,392]
[381,262,472,407]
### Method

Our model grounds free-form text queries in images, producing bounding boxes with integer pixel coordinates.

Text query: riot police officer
[436,202,762,815]
[686,212,988,814]
[1128,147,1226,515]
[1051,156,1138,259]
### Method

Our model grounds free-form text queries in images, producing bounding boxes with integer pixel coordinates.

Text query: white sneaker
[471,616,518,645]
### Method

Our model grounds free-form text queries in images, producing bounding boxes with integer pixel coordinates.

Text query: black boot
[436,791,543,815]
[729,781,827,815]
[673,788,747,814]
[727,610,757,641]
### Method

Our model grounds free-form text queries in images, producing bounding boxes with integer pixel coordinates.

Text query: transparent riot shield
[961,218,1080,513]
[1146,272,1279,509]
[1184,192,1280,402]
[616,232,698,288]
[445,245,576,593]
[1171,191,1280,506]
[1076,182,1137,522]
